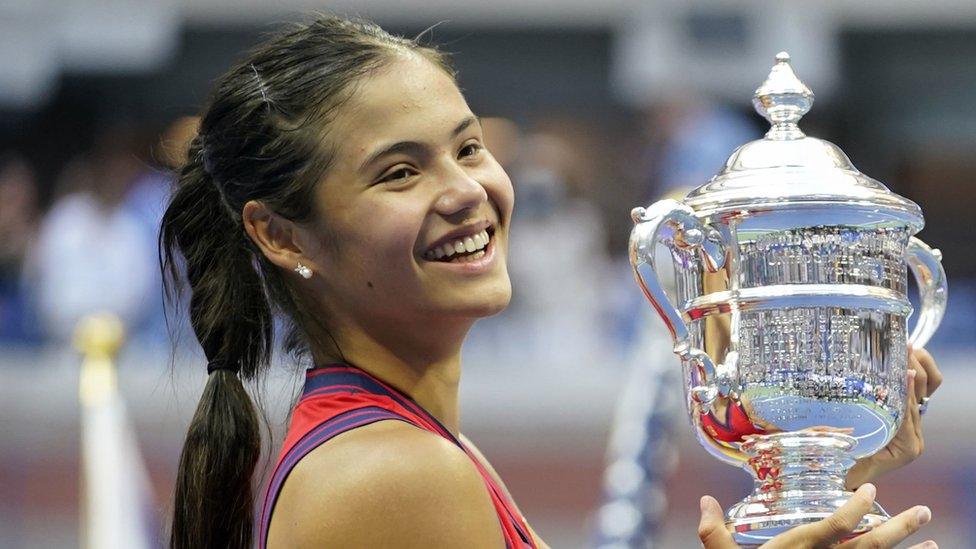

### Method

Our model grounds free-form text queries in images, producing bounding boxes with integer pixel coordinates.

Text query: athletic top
[258,364,536,548]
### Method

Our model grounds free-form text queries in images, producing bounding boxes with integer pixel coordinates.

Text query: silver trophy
[629,52,947,546]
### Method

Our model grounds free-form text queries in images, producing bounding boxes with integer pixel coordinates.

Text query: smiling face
[299,53,514,336]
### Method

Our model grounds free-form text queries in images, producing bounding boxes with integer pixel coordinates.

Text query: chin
[475,294,511,318]
[479,278,513,316]
[443,279,512,319]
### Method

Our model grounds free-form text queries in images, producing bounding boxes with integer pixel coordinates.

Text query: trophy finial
[753,51,814,140]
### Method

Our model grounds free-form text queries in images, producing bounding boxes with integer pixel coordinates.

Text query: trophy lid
[683,52,923,231]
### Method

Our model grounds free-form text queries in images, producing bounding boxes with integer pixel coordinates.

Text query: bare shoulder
[267,420,505,548]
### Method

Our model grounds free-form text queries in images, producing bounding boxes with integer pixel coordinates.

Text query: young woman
[160,15,941,548]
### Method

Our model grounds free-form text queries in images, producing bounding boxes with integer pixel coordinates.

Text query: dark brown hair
[159,15,453,548]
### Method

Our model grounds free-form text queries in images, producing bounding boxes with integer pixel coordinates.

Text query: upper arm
[268,421,505,549]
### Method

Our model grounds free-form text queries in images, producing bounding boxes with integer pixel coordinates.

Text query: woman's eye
[459,143,482,159]
[378,168,414,183]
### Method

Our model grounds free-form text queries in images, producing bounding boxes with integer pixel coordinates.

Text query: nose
[434,167,488,217]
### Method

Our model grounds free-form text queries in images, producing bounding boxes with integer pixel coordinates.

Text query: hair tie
[207,357,237,375]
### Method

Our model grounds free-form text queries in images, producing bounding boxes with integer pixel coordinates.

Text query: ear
[242,200,320,275]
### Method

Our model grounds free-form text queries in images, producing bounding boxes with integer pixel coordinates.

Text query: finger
[837,505,932,548]
[697,495,738,548]
[904,369,924,453]
[909,352,929,400]
[907,369,924,453]
[913,347,942,396]
[772,483,876,548]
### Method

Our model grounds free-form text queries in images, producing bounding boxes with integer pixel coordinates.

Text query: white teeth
[454,250,486,263]
[425,228,493,261]
[470,231,487,250]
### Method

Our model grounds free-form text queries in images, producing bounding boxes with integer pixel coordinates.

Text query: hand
[698,483,936,548]
[847,348,943,488]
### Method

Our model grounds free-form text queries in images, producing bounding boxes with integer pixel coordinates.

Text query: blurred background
[2,0,975,547]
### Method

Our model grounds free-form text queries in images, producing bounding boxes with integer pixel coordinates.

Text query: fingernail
[916,505,932,525]
[908,369,917,380]
[862,483,876,498]
[700,495,709,513]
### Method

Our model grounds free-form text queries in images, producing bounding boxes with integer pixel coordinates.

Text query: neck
[311,317,471,437]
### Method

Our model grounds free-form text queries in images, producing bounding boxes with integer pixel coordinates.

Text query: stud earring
[294,262,313,279]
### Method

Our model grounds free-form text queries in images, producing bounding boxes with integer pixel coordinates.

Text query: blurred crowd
[0,117,198,347]
[0,96,761,353]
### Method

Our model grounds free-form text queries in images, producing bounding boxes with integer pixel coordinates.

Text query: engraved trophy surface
[628,53,948,546]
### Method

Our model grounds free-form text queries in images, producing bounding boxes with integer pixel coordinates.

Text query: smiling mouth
[423,227,495,263]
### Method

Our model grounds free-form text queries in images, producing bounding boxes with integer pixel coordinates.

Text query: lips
[422,221,494,261]
[425,231,497,272]
[424,228,492,261]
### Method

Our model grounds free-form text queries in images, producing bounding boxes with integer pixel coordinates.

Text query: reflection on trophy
[628,52,948,546]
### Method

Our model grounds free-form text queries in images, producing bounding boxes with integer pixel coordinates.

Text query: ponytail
[161,136,270,548]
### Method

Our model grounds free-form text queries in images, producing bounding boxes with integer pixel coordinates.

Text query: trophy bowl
[629,53,948,546]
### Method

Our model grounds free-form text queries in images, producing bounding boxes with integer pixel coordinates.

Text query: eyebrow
[358,115,481,174]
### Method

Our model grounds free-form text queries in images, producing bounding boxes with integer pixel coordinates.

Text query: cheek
[483,163,515,220]
[330,205,425,283]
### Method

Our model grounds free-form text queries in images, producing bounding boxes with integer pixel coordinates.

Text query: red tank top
[258,364,536,548]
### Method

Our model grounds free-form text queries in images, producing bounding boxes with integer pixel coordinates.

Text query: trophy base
[725,431,890,547]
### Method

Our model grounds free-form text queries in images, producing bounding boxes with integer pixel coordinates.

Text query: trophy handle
[906,237,948,349]
[630,199,731,404]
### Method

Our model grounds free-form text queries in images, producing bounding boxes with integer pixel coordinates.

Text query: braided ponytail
[161,136,268,548]
[158,15,456,548]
